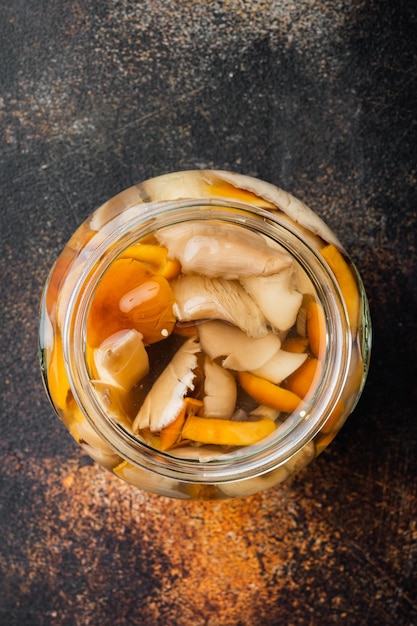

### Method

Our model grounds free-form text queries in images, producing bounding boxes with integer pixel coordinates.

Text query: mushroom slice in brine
[250,349,307,385]
[132,337,200,433]
[156,221,292,279]
[172,275,268,338]
[203,357,237,420]
[241,267,303,332]
[198,320,281,371]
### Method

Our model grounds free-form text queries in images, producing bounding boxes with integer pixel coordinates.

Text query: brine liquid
[84,220,328,460]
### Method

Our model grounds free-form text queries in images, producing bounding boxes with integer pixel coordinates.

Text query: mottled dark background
[1,1,416,625]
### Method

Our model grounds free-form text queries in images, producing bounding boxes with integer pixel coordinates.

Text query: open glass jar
[39,170,371,499]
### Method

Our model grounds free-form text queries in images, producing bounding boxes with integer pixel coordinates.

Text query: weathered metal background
[1,1,416,624]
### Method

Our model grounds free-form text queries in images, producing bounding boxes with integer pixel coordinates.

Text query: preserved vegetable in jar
[39,170,371,499]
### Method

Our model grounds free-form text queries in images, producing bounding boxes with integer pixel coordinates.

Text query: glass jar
[39,170,371,500]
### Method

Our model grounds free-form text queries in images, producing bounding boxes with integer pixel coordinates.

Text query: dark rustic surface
[1,1,417,625]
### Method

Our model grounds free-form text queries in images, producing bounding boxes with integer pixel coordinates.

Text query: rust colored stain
[2,449,417,625]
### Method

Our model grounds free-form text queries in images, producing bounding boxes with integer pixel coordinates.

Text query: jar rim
[62,197,351,484]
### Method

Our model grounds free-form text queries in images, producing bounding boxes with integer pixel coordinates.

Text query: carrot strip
[320,244,360,332]
[48,334,72,411]
[160,398,204,451]
[281,336,309,354]
[322,399,345,435]
[181,415,276,446]
[285,357,322,400]
[160,406,187,451]
[120,244,181,279]
[306,299,326,359]
[314,399,345,455]
[238,371,302,413]
[203,180,276,208]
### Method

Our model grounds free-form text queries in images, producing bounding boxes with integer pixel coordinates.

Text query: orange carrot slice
[203,179,276,208]
[320,244,360,332]
[48,333,72,411]
[321,399,345,435]
[238,371,302,413]
[314,399,345,455]
[181,415,276,446]
[305,299,326,359]
[160,398,204,451]
[120,244,181,279]
[160,407,187,451]
[285,357,322,400]
[281,336,309,354]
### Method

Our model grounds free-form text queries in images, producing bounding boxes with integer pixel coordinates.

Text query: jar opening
[62,198,351,484]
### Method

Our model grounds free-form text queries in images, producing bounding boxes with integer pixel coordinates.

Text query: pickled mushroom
[172,275,268,338]
[211,170,341,247]
[155,221,292,279]
[198,320,282,371]
[68,405,121,468]
[241,268,303,332]
[251,349,308,385]
[141,170,205,201]
[132,337,200,433]
[203,357,237,419]
[113,460,186,498]
[248,404,281,422]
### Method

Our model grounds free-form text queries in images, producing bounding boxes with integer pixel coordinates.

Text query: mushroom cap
[198,320,281,371]
[156,221,292,279]
[203,357,237,419]
[132,337,200,433]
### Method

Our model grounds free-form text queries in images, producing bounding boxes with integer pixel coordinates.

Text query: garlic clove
[93,329,150,391]
[198,320,281,371]
[172,275,268,338]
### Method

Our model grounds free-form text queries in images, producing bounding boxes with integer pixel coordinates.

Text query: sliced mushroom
[156,221,292,279]
[203,357,237,419]
[210,170,341,247]
[241,267,303,331]
[166,444,229,462]
[248,404,281,422]
[132,337,200,433]
[198,320,281,371]
[250,350,307,385]
[141,169,206,202]
[113,460,186,498]
[68,405,121,469]
[172,275,268,338]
